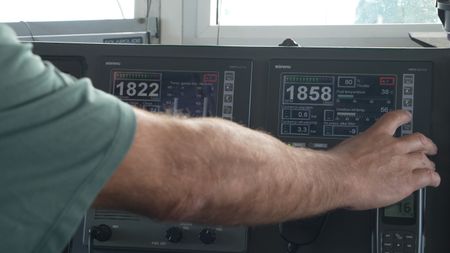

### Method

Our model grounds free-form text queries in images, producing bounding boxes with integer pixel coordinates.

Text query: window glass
[0,0,134,22]
[217,0,439,26]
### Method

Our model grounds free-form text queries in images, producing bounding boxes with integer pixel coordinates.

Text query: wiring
[286,242,300,253]
[116,0,126,19]
[279,214,329,253]
[20,21,36,42]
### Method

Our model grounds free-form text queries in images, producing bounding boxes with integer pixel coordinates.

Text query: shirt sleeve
[0,24,137,253]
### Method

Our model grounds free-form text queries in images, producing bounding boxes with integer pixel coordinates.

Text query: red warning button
[379,76,396,86]
[203,73,218,83]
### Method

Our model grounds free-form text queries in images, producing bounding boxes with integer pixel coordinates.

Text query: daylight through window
[0,0,134,22]
[217,0,439,26]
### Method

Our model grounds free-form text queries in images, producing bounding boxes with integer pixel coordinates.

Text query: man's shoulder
[0,24,19,44]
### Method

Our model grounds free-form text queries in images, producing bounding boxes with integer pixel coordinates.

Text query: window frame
[4,0,160,43]
[181,0,444,46]
[0,0,138,24]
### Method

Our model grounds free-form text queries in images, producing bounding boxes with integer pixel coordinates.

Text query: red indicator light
[380,76,396,86]
[203,73,218,83]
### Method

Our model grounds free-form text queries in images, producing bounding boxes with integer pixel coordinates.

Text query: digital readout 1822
[115,81,160,97]
[113,72,161,98]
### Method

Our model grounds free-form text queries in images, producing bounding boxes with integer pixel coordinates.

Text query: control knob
[91,224,112,242]
[166,227,183,243]
[199,228,216,244]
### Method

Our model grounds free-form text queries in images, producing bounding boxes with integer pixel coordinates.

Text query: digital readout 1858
[283,75,334,105]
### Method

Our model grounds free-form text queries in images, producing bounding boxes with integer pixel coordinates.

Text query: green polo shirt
[0,25,136,253]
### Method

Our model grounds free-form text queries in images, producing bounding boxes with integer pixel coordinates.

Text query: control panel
[267,59,432,148]
[267,59,432,253]
[79,56,252,253]
[34,43,450,253]
[377,193,421,253]
[102,56,252,124]
[279,73,396,139]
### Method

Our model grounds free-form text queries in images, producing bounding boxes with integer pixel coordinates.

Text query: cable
[116,0,126,19]
[20,21,36,42]
[286,242,300,253]
[279,214,329,253]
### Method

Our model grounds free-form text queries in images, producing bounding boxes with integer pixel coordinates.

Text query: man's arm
[94,109,440,225]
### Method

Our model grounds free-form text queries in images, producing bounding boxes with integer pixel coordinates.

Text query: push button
[223,105,233,114]
[224,94,233,103]
[394,241,403,250]
[394,232,404,240]
[383,242,394,248]
[402,123,412,131]
[382,231,417,253]
[403,86,413,95]
[404,234,415,240]
[224,82,234,92]
[382,247,393,253]
[383,232,394,242]
[403,98,413,107]
[405,242,414,249]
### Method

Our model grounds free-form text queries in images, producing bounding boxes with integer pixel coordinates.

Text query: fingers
[398,133,438,155]
[412,168,441,188]
[402,151,438,190]
[369,110,437,156]
[402,152,436,171]
[370,110,411,136]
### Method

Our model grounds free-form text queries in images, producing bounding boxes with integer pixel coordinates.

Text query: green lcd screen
[384,195,415,218]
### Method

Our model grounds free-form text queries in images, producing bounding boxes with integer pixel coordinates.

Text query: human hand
[329,110,440,210]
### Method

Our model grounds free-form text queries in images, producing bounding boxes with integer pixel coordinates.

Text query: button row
[382,231,415,253]
[401,74,414,136]
[222,71,235,120]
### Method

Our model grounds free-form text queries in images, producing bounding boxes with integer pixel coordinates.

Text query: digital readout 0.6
[282,75,334,106]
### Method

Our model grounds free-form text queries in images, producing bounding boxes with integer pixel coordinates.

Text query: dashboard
[34,43,450,253]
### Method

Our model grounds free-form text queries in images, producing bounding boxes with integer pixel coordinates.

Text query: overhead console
[34,43,450,253]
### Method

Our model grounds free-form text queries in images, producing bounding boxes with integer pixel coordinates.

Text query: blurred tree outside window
[356,0,438,24]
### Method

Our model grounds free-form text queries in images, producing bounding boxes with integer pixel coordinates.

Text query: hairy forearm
[94,109,346,225]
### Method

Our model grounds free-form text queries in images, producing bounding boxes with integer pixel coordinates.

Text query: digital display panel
[111,70,219,117]
[279,73,397,138]
[384,195,415,219]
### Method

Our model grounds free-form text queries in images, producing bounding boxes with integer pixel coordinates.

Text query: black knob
[166,227,183,243]
[91,224,112,242]
[199,228,216,244]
